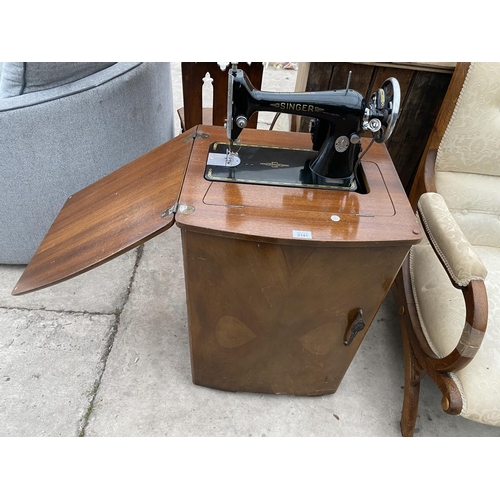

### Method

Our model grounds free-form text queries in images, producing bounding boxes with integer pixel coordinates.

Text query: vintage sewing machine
[13,63,420,397]
[206,63,400,191]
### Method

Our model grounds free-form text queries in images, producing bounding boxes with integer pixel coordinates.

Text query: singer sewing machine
[205,63,400,191]
[13,63,420,397]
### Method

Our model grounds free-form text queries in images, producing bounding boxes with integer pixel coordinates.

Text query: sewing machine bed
[205,142,359,191]
[14,125,421,396]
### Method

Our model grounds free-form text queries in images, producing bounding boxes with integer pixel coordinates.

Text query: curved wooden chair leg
[425,366,463,416]
[401,329,425,437]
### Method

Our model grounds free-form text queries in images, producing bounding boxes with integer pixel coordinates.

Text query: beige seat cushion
[411,243,500,425]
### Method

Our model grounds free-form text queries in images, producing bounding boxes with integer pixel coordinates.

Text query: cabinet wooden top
[176,126,421,247]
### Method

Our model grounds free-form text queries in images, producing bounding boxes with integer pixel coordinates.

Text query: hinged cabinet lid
[13,127,197,295]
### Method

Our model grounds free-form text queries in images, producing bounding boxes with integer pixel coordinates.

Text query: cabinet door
[183,230,410,395]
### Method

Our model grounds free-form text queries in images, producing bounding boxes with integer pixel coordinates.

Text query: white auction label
[292,230,312,239]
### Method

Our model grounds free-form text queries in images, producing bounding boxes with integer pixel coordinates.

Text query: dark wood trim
[392,259,465,436]
[408,63,471,208]
[431,280,488,372]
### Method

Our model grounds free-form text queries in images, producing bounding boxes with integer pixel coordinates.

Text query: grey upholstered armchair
[0,62,174,264]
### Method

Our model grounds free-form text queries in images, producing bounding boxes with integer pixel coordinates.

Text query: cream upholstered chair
[393,62,500,436]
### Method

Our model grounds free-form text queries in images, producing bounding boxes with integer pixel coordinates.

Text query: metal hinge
[161,202,195,218]
[161,202,179,218]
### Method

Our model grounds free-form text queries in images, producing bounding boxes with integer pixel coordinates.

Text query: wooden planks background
[294,62,455,193]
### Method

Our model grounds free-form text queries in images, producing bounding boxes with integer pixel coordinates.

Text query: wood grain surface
[184,229,410,395]
[13,125,421,296]
[177,127,420,394]
[176,126,422,247]
[13,128,197,295]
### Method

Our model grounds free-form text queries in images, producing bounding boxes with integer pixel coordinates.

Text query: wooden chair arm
[415,192,489,372]
[430,279,488,372]
[403,251,487,374]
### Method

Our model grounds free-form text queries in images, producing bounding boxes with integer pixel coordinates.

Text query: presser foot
[206,150,241,168]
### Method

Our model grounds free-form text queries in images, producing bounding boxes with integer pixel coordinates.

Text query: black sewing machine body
[208,66,400,191]
[232,69,365,188]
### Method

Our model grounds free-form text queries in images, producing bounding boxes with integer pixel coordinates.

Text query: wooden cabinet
[294,62,455,192]
[176,127,421,395]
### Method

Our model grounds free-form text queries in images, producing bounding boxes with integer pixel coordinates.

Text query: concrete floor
[1,62,500,437]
